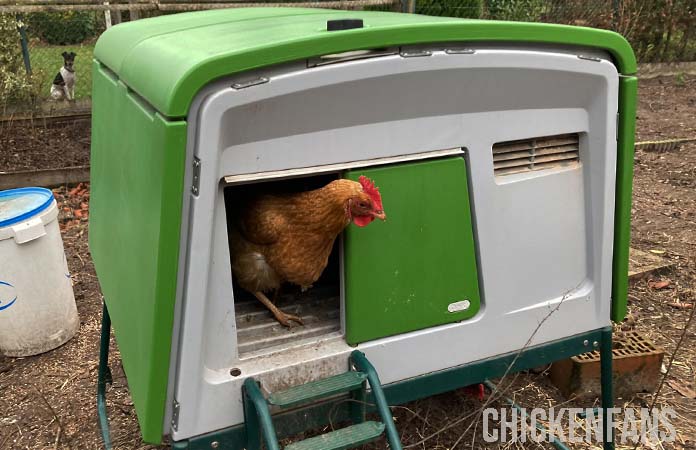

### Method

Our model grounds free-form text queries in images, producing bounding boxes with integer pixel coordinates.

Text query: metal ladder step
[284,421,385,450]
[268,371,367,408]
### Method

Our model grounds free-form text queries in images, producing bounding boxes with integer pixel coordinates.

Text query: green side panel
[89,61,187,443]
[611,77,638,323]
[93,8,636,117]
[344,157,480,345]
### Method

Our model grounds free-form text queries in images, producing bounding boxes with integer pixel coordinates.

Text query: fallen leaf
[68,183,83,196]
[649,249,666,255]
[668,302,693,309]
[649,279,671,290]
[667,380,696,399]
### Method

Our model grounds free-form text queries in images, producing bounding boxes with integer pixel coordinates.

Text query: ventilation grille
[493,133,580,176]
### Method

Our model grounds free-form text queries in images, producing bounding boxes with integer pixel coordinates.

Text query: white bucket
[0,187,79,357]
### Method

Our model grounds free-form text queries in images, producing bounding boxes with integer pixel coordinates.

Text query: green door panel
[89,61,187,443]
[344,157,481,345]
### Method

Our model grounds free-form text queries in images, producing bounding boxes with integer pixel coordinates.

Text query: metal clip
[232,77,269,90]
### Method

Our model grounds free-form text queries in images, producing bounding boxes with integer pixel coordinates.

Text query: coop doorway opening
[224,174,343,356]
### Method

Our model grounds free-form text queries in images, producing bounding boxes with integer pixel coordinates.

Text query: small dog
[50,51,76,101]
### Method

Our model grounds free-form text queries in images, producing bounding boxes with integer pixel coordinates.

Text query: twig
[632,298,696,450]
[53,427,62,450]
[32,384,71,450]
[404,284,580,448]
[0,429,15,450]
[390,405,435,429]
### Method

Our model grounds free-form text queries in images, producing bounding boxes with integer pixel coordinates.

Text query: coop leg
[600,326,614,450]
[243,383,262,450]
[243,379,281,450]
[97,302,113,450]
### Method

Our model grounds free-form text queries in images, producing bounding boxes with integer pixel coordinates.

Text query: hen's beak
[373,210,387,221]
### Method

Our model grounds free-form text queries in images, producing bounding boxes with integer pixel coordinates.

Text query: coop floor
[234,287,341,356]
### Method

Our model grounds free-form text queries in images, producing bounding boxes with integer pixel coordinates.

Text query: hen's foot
[253,290,304,328]
[274,311,304,328]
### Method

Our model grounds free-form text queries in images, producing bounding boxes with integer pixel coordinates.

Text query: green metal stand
[97,302,113,450]
[15,14,32,75]
[173,328,609,449]
[243,378,281,450]
[600,326,614,450]
[94,327,613,450]
[241,350,401,450]
[351,351,403,450]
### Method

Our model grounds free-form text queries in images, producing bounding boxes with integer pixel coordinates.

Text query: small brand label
[0,281,17,311]
[448,300,470,313]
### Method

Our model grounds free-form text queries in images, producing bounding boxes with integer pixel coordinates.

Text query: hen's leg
[253,291,303,328]
[272,285,282,304]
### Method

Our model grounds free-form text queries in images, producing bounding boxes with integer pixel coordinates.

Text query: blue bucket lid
[0,187,55,228]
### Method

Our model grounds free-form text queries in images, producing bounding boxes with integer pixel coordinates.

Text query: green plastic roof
[94,8,636,118]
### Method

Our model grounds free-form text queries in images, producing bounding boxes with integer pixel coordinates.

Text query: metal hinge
[191,157,201,196]
[171,400,180,431]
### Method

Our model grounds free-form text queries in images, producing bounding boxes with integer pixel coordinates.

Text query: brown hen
[228,176,385,327]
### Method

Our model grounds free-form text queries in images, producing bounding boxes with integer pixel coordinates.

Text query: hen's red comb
[358,176,383,211]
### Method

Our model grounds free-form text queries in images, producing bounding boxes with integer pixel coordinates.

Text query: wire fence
[0,0,694,115]
[413,0,695,64]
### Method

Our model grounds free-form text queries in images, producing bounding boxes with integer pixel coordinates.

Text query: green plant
[618,0,696,63]
[485,0,548,22]
[0,14,41,107]
[416,0,483,18]
[27,11,100,45]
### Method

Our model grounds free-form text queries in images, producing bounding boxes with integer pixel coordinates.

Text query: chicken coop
[89,8,637,450]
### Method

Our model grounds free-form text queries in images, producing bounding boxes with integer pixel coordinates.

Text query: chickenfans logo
[482,407,676,444]
[0,281,17,311]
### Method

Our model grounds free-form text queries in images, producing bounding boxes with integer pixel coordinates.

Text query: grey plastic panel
[171,46,618,439]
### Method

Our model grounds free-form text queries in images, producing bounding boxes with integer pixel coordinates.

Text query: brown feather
[229,179,368,292]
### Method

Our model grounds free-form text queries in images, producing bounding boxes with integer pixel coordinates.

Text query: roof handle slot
[327,19,363,31]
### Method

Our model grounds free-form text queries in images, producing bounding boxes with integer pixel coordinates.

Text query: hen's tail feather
[231,250,282,293]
